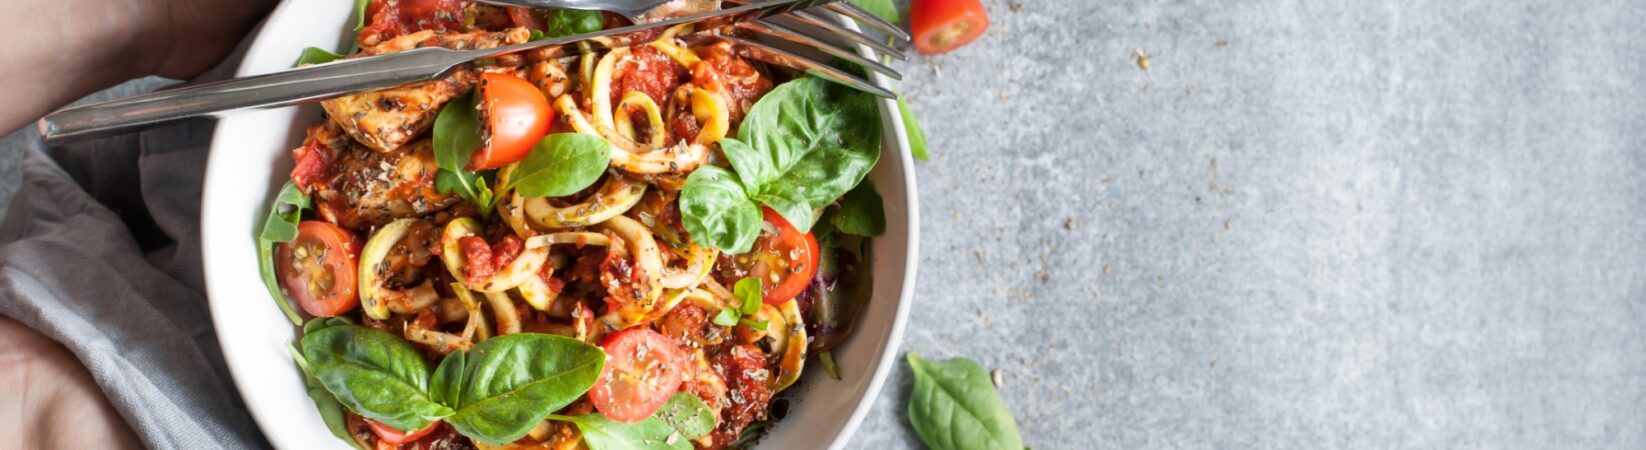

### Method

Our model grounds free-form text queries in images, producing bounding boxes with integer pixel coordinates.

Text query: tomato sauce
[359,0,466,46]
[611,46,685,112]
[458,235,524,286]
[708,344,773,447]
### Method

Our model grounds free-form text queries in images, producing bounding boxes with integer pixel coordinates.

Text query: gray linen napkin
[0,78,270,448]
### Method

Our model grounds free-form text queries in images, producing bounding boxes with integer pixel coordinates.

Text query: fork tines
[713,0,909,98]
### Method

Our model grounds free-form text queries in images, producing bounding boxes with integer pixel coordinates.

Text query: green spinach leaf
[291,342,368,450]
[508,133,611,197]
[301,326,453,432]
[354,0,371,31]
[543,9,606,38]
[680,77,883,251]
[295,47,345,67]
[906,352,1023,450]
[897,97,929,161]
[555,413,691,450]
[679,166,762,253]
[257,182,310,325]
[441,334,606,444]
[831,180,885,237]
[654,394,715,440]
[849,0,902,23]
[433,94,495,215]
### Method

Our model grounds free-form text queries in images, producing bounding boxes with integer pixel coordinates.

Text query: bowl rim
[201,3,919,448]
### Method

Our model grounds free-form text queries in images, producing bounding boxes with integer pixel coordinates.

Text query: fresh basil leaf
[543,9,606,38]
[353,0,371,31]
[906,352,1023,450]
[712,308,740,327]
[292,342,369,450]
[429,349,467,408]
[443,334,606,444]
[509,133,611,197]
[258,182,311,326]
[740,318,769,331]
[434,93,482,172]
[654,394,715,440]
[301,326,452,432]
[831,180,886,237]
[302,316,355,336]
[732,77,882,232]
[558,413,691,450]
[680,166,762,254]
[433,94,496,215]
[735,278,763,316]
[750,185,813,237]
[295,47,346,67]
[897,97,929,161]
[849,0,902,23]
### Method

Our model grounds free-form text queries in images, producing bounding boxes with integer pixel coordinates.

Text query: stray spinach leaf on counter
[680,77,882,252]
[906,352,1024,450]
[257,182,310,325]
[654,393,716,440]
[433,93,496,215]
[507,133,611,197]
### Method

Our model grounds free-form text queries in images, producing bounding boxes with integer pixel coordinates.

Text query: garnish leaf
[654,394,715,440]
[679,166,762,254]
[712,308,739,327]
[295,47,345,67]
[735,277,763,315]
[257,182,311,325]
[555,413,691,450]
[680,77,882,251]
[543,9,606,38]
[442,334,606,444]
[897,97,929,161]
[301,326,453,433]
[906,352,1023,450]
[831,180,886,237]
[433,94,495,215]
[849,0,902,22]
[508,133,611,197]
[353,0,371,31]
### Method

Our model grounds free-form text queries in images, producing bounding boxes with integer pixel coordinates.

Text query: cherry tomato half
[469,73,554,171]
[589,328,687,422]
[746,208,821,305]
[910,0,991,55]
[276,221,361,317]
[368,420,440,446]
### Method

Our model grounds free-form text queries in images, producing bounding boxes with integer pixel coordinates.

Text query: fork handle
[38,47,464,143]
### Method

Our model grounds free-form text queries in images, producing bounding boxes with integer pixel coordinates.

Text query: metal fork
[39,0,906,143]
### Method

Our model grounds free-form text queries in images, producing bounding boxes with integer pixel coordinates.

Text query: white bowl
[200,1,919,448]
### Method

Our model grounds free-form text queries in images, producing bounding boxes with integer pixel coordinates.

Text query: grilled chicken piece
[291,123,458,230]
[323,28,530,153]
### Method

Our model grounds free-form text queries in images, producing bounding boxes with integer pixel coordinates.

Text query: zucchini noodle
[614,91,668,148]
[520,175,647,228]
[556,94,710,176]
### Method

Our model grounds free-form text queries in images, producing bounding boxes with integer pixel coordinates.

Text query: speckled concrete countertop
[850,0,1646,448]
[4,1,1646,448]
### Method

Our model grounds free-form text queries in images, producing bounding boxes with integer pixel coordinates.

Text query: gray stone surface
[4,0,1646,448]
[852,0,1646,448]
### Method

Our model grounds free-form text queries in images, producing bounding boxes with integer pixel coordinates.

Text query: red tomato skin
[276,221,362,317]
[367,420,440,446]
[590,328,688,422]
[910,0,991,54]
[469,73,554,170]
[758,208,821,305]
